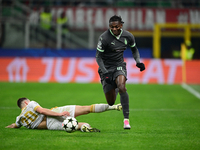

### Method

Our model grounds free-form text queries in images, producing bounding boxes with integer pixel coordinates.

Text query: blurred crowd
[2,0,200,8]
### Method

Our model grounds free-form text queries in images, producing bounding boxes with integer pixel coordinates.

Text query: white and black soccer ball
[62,117,78,133]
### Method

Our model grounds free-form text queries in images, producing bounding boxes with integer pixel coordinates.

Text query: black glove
[103,72,112,84]
[136,63,145,71]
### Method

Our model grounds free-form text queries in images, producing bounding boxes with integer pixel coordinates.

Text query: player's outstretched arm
[36,107,70,117]
[5,123,19,128]
[131,46,145,72]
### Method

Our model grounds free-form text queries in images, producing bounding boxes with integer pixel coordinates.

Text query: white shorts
[46,105,76,130]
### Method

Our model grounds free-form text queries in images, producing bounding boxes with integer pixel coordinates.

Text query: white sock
[90,104,113,113]
[107,105,116,110]
[81,123,90,132]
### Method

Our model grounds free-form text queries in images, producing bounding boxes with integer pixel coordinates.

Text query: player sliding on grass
[96,15,145,129]
[6,97,122,132]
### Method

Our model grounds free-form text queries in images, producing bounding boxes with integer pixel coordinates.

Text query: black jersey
[96,29,137,72]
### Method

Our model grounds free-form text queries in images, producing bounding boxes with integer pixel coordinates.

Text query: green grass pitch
[0,82,200,150]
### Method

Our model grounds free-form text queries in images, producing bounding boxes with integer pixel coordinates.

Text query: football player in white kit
[6,97,122,132]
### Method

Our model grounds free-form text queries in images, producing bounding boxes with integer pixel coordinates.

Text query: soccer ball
[62,117,78,133]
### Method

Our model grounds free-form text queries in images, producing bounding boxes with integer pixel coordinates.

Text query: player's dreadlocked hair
[17,97,28,108]
[109,15,124,24]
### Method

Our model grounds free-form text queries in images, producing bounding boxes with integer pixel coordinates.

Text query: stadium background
[1,1,200,150]
[0,0,200,85]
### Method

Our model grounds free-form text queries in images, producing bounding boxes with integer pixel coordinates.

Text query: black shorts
[98,62,127,93]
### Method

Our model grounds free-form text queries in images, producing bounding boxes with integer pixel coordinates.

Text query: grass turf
[0,82,200,150]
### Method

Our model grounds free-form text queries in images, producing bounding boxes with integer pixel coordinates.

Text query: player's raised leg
[74,103,122,117]
[105,89,117,105]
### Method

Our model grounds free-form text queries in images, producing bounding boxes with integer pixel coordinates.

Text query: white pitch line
[181,83,200,99]
[0,107,18,109]
[1,107,200,111]
[130,109,200,111]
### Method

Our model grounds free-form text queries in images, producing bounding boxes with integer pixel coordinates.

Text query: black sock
[120,92,129,119]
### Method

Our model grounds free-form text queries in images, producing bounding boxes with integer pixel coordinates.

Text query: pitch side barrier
[0,48,199,84]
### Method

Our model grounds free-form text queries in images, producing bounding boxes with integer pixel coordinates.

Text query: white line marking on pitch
[130,109,200,111]
[0,107,18,109]
[182,83,200,99]
[1,107,199,111]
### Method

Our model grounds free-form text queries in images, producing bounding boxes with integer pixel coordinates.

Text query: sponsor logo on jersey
[111,41,115,45]
[113,48,126,52]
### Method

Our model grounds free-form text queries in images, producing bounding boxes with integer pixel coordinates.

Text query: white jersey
[15,101,45,129]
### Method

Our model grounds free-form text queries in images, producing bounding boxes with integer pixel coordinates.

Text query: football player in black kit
[96,15,145,129]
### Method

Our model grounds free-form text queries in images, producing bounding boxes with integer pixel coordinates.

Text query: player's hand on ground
[5,124,14,128]
[136,63,145,71]
[103,72,112,84]
[5,123,17,128]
